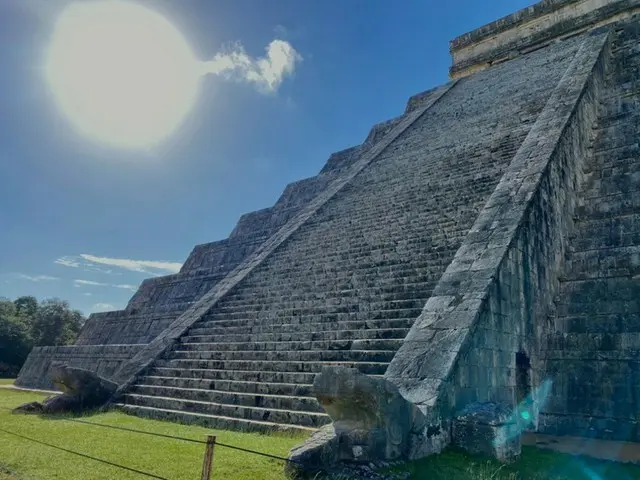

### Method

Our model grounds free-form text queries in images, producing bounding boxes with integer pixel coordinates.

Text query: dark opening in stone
[515,351,531,403]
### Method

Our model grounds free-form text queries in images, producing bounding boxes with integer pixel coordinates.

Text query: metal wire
[2,405,322,472]
[0,427,171,480]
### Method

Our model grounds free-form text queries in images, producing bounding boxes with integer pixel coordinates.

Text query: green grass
[0,379,15,386]
[390,446,640,480]
[0,389,308,480]
[2,388,640,480]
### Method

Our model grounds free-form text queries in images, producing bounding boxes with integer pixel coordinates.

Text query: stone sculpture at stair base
[13,365,116,414]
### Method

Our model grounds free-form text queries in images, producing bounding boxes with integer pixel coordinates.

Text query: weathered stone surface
[385,27,610,439]
[14,366,116,415]
[537,18,640,442]
[452,402,521,463]
[314,367,423,461]
[16,345,142,391]
[50,365,117,403]
[450,0,638,78]
[286,425,339,479]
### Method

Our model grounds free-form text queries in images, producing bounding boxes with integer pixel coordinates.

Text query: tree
[0,296,86,377]
[14,295,38,319]
[32,298,85,347]
[0,299,32,377]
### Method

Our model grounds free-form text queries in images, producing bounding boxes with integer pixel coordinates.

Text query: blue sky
[0,0,535,315]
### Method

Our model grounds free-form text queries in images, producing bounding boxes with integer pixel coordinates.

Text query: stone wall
[75,309,179,345]
[16,344,143,390]
[537,18,640,441]
[385,28,609,451]
[449,0,637,78]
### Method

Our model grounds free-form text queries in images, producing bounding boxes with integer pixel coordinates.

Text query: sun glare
[45,1,200,149]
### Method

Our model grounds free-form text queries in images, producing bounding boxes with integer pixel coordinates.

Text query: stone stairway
[115,36,584,432]
[539,20,640,441]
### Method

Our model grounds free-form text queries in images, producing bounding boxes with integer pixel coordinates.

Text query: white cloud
[201,39,302,93]
[74,279,104,286]
[82,292,93,296]
[80,254,182,275]
[55,257,81,268]
[74,279,137,291]
[17,274,59,282]
[92,303,115,312]
[56,254,181,276]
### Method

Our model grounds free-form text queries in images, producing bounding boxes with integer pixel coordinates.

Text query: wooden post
[201,435,217,480]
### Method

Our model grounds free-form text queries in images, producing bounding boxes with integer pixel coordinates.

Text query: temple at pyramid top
[449,0,638,78]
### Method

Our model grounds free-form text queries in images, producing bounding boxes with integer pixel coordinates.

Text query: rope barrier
[1,405,324,473]
[59,418,207,445]
[0,427,171,480]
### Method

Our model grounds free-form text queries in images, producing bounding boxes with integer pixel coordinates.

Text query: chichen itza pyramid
[17,0,640,468]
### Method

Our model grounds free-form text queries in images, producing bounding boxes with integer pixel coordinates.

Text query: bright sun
[45,1,200,149]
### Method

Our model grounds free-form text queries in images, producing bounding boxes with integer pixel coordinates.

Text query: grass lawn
[2,388,640,480]
[0,379,14,386]
[0,388,307,480]
[394,446,640,480]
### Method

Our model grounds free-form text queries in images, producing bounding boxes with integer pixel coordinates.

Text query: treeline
[0,296,86,378]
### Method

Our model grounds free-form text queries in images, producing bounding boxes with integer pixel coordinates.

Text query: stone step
[154,358,389,375]
[250,224,457,251]
[558,277,640,302]
[180,327,410,344]
[168,349,397,363]
[555,297,640,317]
[115,404,317,434]
[189,318,416,337]
[259,241,458,266]
[199,309,421,325]
[591,131,638,151]
[579,171,640,199]
[551,313,640,334]
[139,375,314,396]
[247,245,457,268]
[574,191,640,220]
[543,331,640,352]
[129,384,323,413]
[591,144,640,169]
[255,248,448,269]
[600,81,640,101]
[563,246,640,279]
[569,214,640,251]
[585,151,640,176]
[216,287,434,308]
[146,367,321,384]
[177,338,404,352]
[596,100,640,123]
[219,280,437,305]
[583,166,640,187]
[263,236,455,260]
[123,393,330,428]
[210,298,428,316]
[233,267,446,292]
[539,388,639,422]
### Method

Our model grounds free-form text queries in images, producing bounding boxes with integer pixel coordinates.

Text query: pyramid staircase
[540,20,640,440]
[113,35,583,432]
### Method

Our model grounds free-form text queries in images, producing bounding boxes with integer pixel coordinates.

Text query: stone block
[452,402,522,463]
